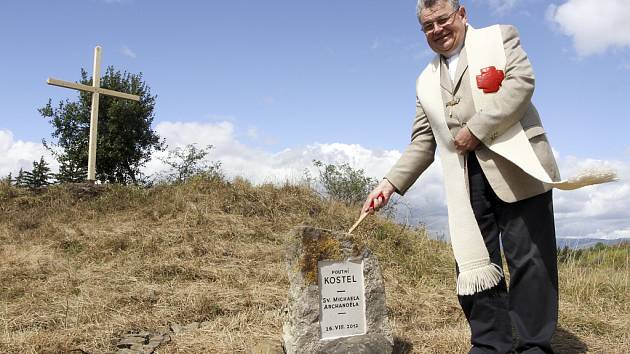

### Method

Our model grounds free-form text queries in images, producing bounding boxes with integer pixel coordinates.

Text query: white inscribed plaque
[318,260,366,340]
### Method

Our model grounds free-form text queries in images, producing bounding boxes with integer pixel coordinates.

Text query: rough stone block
[282,226,393,354]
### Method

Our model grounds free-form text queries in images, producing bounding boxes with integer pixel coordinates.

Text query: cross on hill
[47,46,140,182]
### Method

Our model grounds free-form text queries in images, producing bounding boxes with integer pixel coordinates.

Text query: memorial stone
[282,226,393,354]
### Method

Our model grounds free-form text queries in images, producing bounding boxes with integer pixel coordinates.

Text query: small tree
[39,66,164,184]
[3,173,13,185]
[55,156,88,183]
[22,157,54,190]
[159,144,223,183]
[312,160,377,206]
[14,168,26,187]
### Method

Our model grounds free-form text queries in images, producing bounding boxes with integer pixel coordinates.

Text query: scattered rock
[115,329,169,354]
[113,320,198,353]
[148,334,163,343]
[117,336,146,349]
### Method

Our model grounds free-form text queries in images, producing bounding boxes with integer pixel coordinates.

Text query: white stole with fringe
[417,25,617,295]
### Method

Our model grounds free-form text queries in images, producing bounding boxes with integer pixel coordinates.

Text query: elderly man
[363,1,560,353]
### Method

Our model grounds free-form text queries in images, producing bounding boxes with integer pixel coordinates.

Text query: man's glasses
[421,8,460,34]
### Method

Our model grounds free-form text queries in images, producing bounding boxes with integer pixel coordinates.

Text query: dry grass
[0,179,628,353]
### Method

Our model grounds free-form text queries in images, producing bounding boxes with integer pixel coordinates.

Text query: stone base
[318,334,394,354]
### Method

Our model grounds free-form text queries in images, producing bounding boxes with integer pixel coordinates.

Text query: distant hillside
[0,179,628,353]
[556,237,630,250]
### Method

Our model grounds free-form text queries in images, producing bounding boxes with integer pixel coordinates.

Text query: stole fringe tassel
[456,263,504,296]
[558,169,618,190]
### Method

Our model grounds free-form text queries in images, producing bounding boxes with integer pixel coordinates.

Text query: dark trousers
[459,153,558,354]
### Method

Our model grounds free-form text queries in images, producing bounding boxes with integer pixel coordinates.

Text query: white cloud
[0,130,57,177]
[547,0,630,56]
[121,45,137,59]
[553,156,630,239]
[148,120,403,186]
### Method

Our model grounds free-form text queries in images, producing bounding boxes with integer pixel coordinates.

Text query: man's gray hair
[416,0,460,23]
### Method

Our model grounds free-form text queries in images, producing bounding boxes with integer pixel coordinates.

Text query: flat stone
[147,339,162,348]
[115,331,168,353]
[149,334,163,341]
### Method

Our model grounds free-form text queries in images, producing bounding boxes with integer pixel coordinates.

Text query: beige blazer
[386,25,560,203]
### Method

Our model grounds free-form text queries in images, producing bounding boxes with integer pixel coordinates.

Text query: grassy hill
[0,178,628,353]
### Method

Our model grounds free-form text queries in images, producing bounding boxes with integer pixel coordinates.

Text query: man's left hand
[454,127,480,153]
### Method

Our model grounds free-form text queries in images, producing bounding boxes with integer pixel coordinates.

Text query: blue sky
[2,0,628,157]
[1,0,629,239]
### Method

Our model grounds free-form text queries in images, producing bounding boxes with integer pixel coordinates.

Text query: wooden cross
[47,46,140,182]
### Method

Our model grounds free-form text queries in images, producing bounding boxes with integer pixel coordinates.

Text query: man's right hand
[362,179,396,213]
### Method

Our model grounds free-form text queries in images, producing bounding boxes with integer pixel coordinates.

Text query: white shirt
[445,26,467,82]
[446,52,460,83]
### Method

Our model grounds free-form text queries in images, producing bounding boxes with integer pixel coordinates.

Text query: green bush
[158,144,223,183]
[311,160,377,206]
